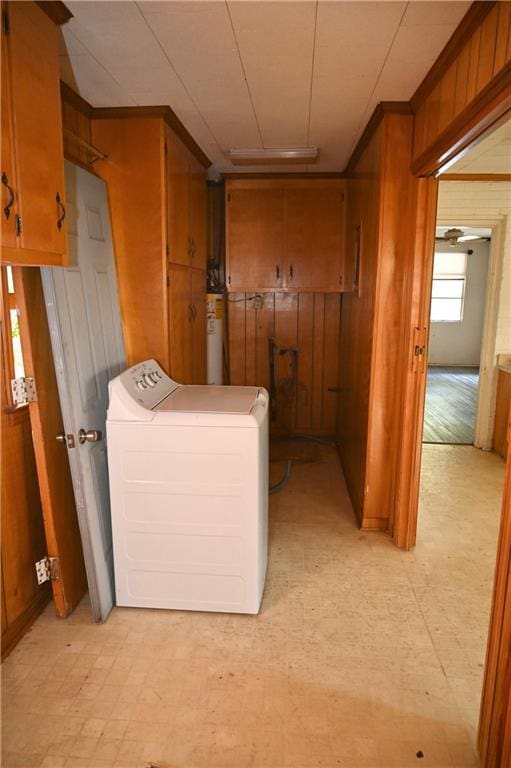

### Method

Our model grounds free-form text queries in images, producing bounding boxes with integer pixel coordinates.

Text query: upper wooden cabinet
[226,179,346,292]
[166,128,207,271]
[284,187,345,291]
[1,2,67,265]
[227,188,285,291]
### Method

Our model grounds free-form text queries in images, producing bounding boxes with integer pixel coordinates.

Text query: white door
[42,161,126,622]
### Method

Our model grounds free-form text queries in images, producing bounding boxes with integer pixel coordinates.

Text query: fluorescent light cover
[229,147,318,165]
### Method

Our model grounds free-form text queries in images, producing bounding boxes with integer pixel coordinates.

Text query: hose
[269,459,292,495]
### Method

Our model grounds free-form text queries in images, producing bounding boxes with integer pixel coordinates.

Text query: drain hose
[269,459,292,495]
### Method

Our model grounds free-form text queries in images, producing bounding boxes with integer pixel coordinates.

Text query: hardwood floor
[423,366,479,444]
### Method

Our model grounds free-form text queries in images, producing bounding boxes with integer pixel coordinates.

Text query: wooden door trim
[440,173,511,181]
[478,406,511,767]
[391,177,438,549]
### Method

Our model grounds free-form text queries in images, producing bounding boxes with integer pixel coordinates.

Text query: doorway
[414,121,511,752]
[423,229,491,446]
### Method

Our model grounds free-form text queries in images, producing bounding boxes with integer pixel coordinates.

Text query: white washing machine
[106,360,269,614]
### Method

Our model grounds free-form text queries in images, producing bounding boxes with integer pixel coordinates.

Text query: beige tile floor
[1,442,505,768]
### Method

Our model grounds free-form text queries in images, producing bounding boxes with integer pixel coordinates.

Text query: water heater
[207,292,223,384]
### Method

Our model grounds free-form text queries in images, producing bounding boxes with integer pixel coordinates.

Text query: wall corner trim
[345,102,412,176]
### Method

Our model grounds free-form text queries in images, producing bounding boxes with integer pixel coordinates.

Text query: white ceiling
[447,119,511,174]
[60,0,470,176]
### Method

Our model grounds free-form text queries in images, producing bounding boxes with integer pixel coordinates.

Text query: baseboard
[1,587,52,661]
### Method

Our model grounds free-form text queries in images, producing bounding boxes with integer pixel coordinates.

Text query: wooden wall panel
[91,118,169,370]
[412,1,511,174]
[339,111,416,530]
[227,291,340,436]
[338,126,382,522]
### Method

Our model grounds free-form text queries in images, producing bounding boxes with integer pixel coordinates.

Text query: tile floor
[1,442,505,768]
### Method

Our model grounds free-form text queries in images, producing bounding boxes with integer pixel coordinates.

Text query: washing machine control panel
[119,360,178,409]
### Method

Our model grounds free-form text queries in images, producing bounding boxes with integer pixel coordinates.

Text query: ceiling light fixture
[229,147,319,165]
[438,228,491,247]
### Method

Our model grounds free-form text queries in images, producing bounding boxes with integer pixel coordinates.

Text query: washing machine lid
[154,385,261,415]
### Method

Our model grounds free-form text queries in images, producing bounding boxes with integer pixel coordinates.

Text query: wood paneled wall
[228,292,340,436]
[91,118,169,370]
[412,1,511,173]
[339,111,416,529]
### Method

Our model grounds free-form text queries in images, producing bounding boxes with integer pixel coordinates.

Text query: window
[430,251,466,323]
[1,266,26,409]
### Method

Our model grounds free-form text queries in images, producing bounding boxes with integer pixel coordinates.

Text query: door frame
[430,215,504,450]
[395,108,511,765]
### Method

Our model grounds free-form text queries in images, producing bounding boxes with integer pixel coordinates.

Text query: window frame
[430,251,467,324]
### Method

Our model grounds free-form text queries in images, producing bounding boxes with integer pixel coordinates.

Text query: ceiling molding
[36,1,73,26]
[60,83,211,169]
[344,102,412,176]
[411,1,496,111]
[440,173,511,182]
[412,61,511,176]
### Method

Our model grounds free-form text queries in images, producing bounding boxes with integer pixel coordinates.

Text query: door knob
[78,428,102,445]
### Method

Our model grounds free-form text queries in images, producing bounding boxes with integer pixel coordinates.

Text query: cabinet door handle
[289,264,294,279]
[56,192,66,231]
[275,264,280,280]
[2,172,14,220]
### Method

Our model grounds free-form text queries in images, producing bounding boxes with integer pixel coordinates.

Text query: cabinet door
[1,5,18,250]
[189,156,207,271]
[284,188,344,291]
[168,265,192,384]
[166,128,190,267]
[227,188,284,291]
[7,2,67,261]
[191,268,207,384]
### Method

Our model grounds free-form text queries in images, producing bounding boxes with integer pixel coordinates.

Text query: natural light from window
[430,251,466,323]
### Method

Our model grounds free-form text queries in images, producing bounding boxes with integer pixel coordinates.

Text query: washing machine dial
[143,373,157,388]
[136,378,148,390]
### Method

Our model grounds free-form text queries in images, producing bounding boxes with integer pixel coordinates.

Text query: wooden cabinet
[284,188,345,291]
[227,188,285,291]
[1,1,67,266]
[226,179,345,292]
[166,128,207,271]
[92,116,208,383]
[168,265,207,385]
[168,264,193,383]
[191,268,207,383]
